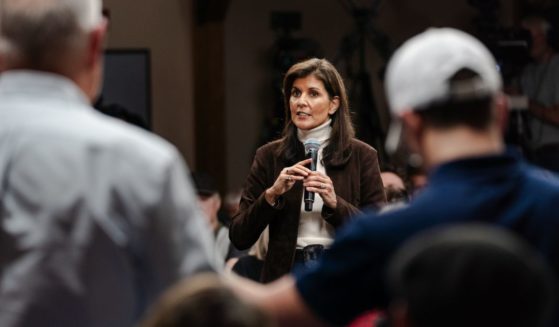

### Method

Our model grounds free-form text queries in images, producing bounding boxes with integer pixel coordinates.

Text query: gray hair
[0,0,103,68]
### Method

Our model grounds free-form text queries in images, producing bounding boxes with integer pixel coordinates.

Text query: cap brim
[385,119,404,156]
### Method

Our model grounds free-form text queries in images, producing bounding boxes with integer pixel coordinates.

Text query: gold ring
[321,183,326,189]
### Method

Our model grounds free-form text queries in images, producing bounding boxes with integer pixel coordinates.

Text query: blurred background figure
[223,190,268,283]
[386,225,556,327]
[518,13,559,172]
[141,273,275,327]
[378,171,409,214]
[229,228,269,282]
[192,172,229,261]
[192,172,245,263]
[380,171,408,204]
[222,188,243,223]
[405,165,428,197]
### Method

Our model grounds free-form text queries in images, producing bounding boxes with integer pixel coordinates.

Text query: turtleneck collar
[297,118,332,146]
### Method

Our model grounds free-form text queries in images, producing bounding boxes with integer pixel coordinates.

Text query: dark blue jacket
[296,149,559,325]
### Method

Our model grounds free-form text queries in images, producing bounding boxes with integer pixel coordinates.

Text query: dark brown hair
[277,58,355,166]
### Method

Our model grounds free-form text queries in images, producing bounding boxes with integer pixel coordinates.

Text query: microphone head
[304,139,321,154]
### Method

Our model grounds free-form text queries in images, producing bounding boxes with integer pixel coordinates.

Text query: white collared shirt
[0,71,219,326]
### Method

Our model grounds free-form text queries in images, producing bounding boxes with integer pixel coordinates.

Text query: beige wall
[103,0,196,168]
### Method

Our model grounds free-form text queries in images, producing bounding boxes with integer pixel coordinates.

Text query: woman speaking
[230,58,386,282]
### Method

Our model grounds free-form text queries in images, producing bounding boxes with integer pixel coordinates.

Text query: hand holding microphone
[303,139,337,211]
[265,139,337,209]
[265,158,311,207]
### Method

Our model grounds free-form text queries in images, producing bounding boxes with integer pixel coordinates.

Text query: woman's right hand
[265,158,312,205]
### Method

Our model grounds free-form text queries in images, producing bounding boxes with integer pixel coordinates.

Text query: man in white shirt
[0,0,218,326]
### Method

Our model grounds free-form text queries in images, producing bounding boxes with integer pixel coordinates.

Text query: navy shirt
[295,150,559,325]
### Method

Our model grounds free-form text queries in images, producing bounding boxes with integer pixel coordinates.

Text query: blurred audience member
[141,273,274,327]
[519,14,559,172]
[379,171,408,214]
[226,189,268,282]
[0,1,217,326]
[192,172,245,263]
[192,173,247,263]
[223,188,243,220]
[387,225,556,327]
[380,171,408,204]
[406,164,428,197]
[229,228,269,282]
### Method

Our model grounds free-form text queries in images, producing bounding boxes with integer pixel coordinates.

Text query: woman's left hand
[303,171,337,209]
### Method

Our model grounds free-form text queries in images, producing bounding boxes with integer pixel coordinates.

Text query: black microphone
[304,139,320,211]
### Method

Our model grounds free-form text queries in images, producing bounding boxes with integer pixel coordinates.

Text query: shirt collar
[297,118,332,146]
[428,147,524,184]
[0,70,91,107]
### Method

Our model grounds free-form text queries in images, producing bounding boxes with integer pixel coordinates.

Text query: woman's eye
[291,89,301,97]
[310,91,319,97]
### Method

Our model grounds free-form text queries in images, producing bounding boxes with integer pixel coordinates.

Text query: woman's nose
[296,94,308,106]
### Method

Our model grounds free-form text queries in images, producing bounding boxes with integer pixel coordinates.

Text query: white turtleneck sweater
[296,119,335,248]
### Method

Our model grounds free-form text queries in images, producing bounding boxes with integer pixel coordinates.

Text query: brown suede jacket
[229,139,386,282]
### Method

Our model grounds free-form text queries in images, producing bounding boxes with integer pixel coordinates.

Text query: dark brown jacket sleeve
[229,144,280,250]
[322,141,386,227]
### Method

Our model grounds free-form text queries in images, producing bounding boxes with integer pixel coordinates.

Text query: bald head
[0,0,103,71]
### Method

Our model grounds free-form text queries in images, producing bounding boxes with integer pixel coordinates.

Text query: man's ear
[399,111,424,156]
[212,195,222,213]
[86,19,108,69]
[329,96,340,115]
[493,93,509,133]
[401,111,424,140]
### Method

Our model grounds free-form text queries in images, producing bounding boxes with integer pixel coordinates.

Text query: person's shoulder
[343,206,416,235]
[72,108,181,168]
[347,139,378,164]
[522,164,559,193]
[329,205,437,260]
[254,139,282,156]
[10,98,179,166]
[517,166,559,233]
[349,138,377,154]
[511,164,559,220]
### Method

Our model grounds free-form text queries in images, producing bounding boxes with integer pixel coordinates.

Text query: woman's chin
[293,120,317,131]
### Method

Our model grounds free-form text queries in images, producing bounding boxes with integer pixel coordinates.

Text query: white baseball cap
[384,28,503,154]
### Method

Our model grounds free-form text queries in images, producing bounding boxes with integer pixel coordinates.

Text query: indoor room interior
[101,0,555,194]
